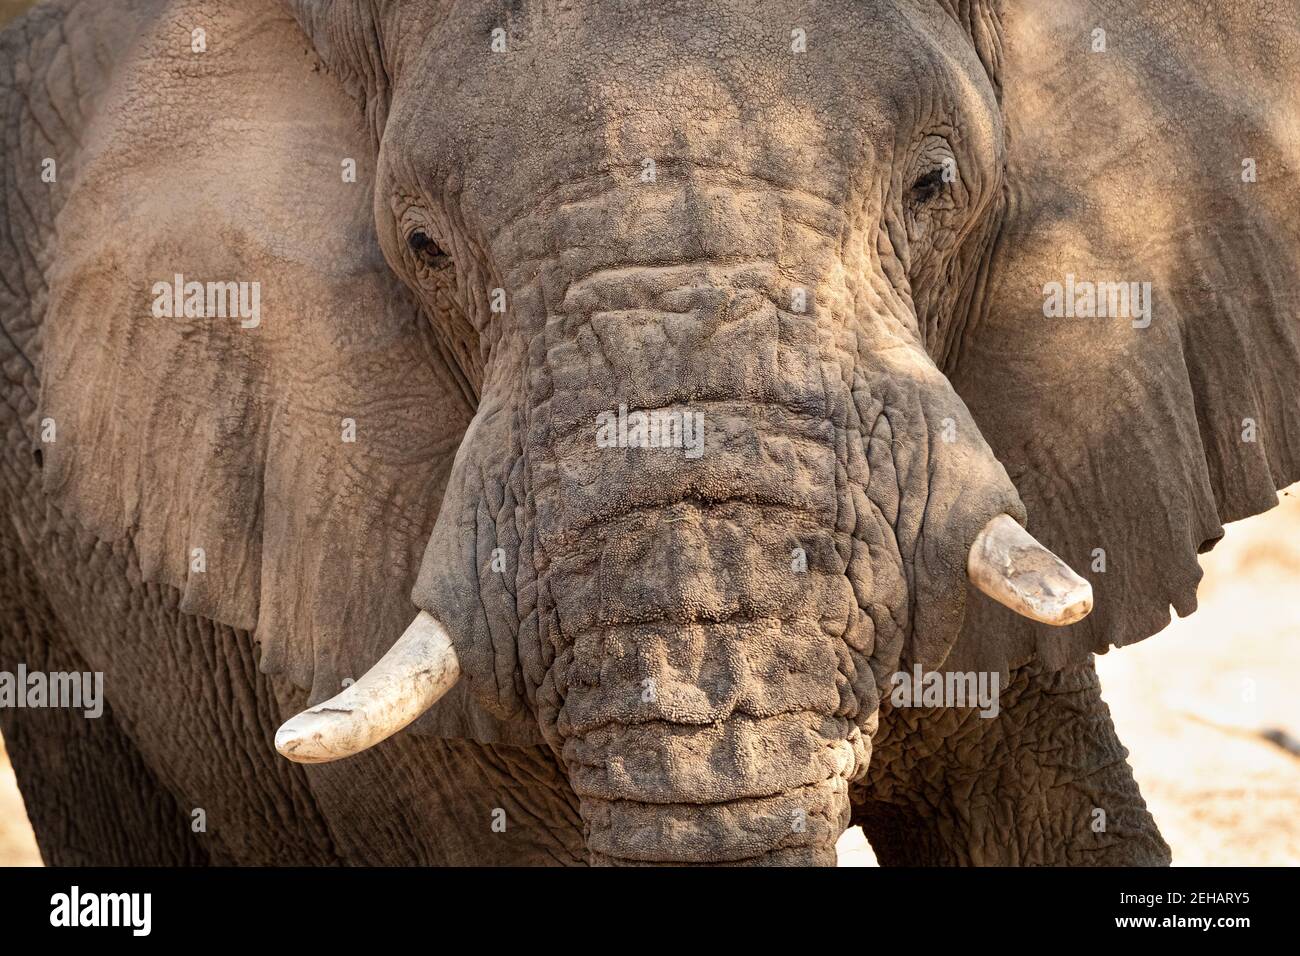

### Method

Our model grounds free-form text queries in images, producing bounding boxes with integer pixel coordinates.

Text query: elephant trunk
[575,718,860,866]
[537,407,874,864]
[500,264,881,863]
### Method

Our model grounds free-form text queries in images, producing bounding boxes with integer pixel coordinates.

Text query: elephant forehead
[385,0,995,226]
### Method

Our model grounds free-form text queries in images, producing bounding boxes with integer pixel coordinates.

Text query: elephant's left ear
[946,0,1300,672]
[33,2,475,710]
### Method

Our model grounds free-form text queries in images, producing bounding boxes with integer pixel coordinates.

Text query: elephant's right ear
[945,0,1300,672]
[26,0,531,741]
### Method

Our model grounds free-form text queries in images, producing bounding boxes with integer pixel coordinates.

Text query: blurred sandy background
[0,0,1296,866]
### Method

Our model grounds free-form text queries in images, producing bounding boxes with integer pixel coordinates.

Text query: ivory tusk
[967,514,1094,626]
[274,610,460,764]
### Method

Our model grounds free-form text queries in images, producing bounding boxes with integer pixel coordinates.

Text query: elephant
[0,0,1296,867]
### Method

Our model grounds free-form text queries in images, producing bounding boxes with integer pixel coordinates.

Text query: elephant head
[33,0,1300,864]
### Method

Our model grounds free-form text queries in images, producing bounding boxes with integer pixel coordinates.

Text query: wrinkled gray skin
[2,0,1297,865]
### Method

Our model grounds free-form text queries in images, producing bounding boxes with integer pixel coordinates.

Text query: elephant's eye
[408,230,450,267]
[909,168,947,205]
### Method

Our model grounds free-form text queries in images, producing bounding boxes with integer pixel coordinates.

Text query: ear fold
[33,0,529,738]
[947,0,1300,672]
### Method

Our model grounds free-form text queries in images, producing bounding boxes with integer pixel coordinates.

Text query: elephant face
[354,0,1031,863]
[33,0,1300,864]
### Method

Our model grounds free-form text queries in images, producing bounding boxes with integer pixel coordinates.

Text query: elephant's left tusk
[967,514,1094,626]
[274,610,460,763]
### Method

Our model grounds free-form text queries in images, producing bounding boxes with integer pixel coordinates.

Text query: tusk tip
[1020,572,1093,626]
[271,610,461,764]
[968,514,1095,627]
[274,715,342,764]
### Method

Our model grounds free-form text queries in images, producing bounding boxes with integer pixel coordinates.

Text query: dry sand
[0,735,40,866]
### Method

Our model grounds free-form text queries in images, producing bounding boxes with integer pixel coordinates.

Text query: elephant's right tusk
[967,514,1094,626]
[274,610,460,764]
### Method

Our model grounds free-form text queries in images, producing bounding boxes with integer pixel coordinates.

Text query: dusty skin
[1,0,1298,865]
